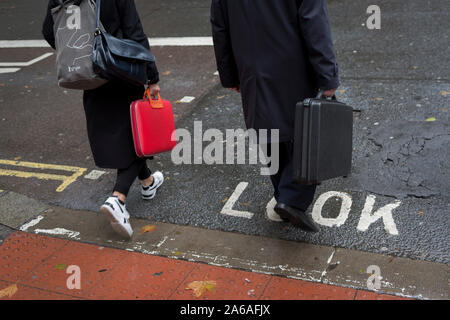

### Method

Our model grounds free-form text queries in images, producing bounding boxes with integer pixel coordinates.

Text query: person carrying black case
[211,0,340,232]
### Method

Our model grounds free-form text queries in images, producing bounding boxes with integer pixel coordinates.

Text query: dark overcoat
[42,0,159,169]
[211,0,340,142]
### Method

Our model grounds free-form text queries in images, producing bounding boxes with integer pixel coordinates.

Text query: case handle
[144,88,163,109]
[316,89,337,101]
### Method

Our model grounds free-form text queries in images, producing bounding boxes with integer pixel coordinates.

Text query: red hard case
[130,90,177,157]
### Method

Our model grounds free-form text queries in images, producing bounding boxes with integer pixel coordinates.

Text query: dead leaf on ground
[217,95,225,100]
[418,210,424,216]
[439,90,450,97]
[0,284,18,299]
[141,225,157,234]
[426,117,436,122]
[222,197,228,203]
[162,71,171,76]
[186,280,217,298]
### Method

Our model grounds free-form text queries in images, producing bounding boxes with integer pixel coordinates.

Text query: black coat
[211,0,340,142]
[42,0,159,169]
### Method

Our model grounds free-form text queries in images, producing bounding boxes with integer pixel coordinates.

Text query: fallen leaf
[375,97,383,101]
[186,280,217,298]
[54,264,67,270]
[440,90,450,97]
[217,95,225,100]
[222,197,228,203]
[340,89,346,93]
[418,210,424,216]
[0,284,18,299]
[141,224,156,234]
[13,156,21,161]
[426,117,436,122]
[242,202,249,207]
[441,107,448,112]
[162,70,171,76]
[174,251,181,256]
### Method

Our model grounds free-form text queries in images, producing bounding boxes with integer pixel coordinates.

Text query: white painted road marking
[34,227,80,239]
[221,182,254,219]
[312,191,353,227]
[84,170,106,180]
[0,67,21,74]
[0,40,50,48]
[19,215,44,231]
[0,37,213,48]
[178,96,196,103]
[266,197,283,222]
[0,52,54,67]
[357,195,401,235]
[221,183,402,234]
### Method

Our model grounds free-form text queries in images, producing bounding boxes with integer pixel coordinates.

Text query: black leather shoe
[274,203,320,233]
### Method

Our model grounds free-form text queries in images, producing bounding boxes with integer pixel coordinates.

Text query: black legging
[114,158,152,196]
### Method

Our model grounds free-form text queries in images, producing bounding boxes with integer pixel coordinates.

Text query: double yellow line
[0,159,87,192]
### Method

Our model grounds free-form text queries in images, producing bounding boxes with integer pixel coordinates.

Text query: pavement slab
[0,191,49,228]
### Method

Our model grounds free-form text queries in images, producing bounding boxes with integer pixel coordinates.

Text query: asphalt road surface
[0,0,449,264]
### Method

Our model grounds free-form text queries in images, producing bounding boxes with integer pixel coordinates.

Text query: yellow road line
[0,159,84,172]
[0,159,87,192]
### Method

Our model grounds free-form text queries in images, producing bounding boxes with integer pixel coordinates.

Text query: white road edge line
[0,52,54,67]
[0,37,213,48]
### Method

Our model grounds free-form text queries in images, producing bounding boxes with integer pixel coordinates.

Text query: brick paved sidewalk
[0,232,409,300]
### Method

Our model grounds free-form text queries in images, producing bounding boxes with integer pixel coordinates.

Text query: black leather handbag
[293,91,353,184]
[92,0,155,86]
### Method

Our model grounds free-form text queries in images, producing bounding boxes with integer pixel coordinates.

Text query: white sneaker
[100,196,133,239]
[141,171,164,200]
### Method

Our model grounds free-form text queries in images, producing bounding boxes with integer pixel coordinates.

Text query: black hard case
[293,96,353,184]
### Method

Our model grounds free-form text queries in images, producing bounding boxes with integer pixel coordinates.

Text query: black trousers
[269,141,317,212]
[113,158,152,196]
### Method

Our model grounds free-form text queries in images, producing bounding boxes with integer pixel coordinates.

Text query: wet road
[0,0,449,263]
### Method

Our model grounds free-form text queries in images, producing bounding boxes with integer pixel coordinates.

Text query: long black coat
[43,0,159,169]
[211,0,340,142]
